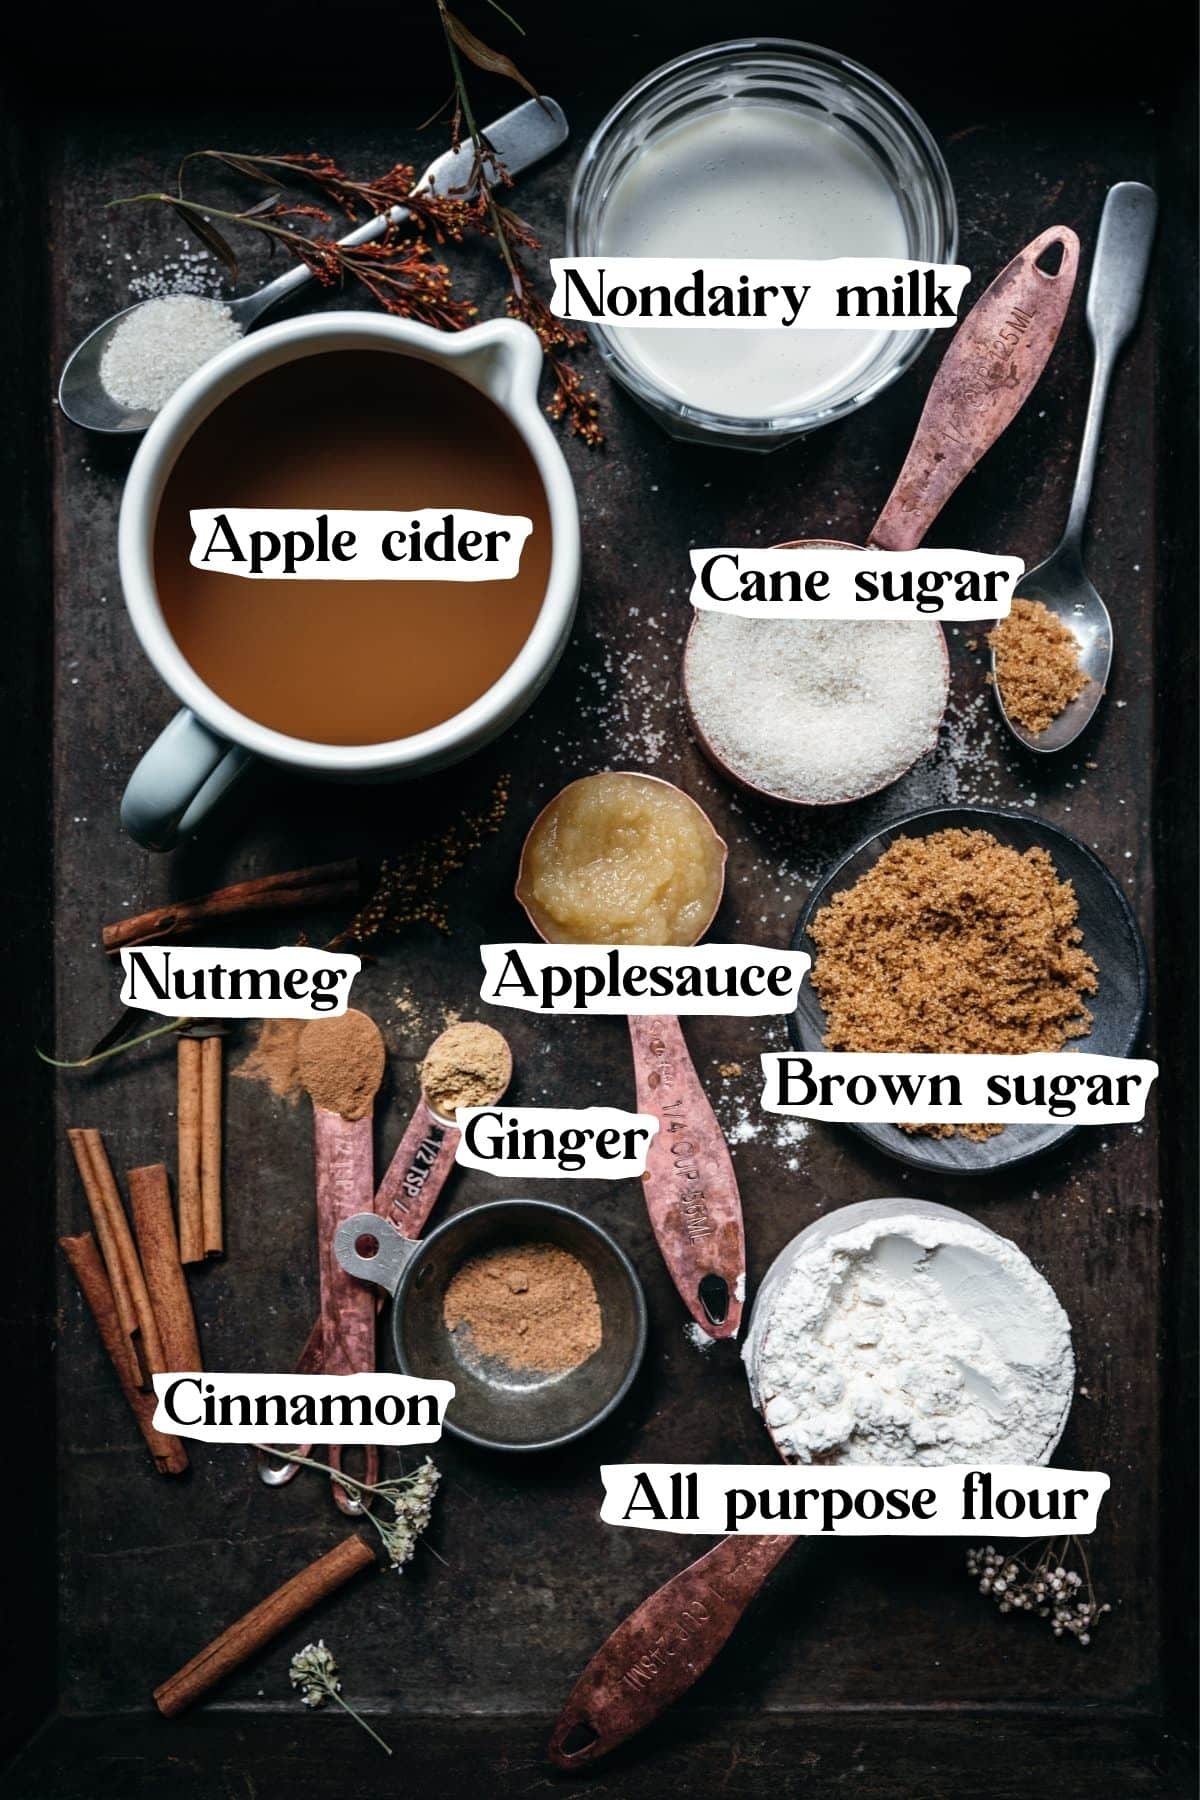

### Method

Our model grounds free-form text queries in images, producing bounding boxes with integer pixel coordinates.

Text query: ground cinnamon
[235,1017,305,1103]
[443,1242,602,1375]
[153,1535,376,1717]
[297,1009,386,1120]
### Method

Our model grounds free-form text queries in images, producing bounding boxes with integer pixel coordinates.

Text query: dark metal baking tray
[2,2,1195,1794]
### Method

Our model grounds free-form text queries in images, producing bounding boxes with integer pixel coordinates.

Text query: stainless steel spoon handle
[1063,181,1157,553]
[232,96,567,329]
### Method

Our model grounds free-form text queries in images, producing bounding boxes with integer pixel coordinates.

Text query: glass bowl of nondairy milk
[567,39,956,449]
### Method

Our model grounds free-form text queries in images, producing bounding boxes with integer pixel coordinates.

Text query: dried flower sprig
[966,1537,1113,1645]
[113,3,603,443]
[112,188,475,335]
[435,0,604,443]
[259,1447,441,1570]
[289,1640,393,1756]
[179,149,469,230]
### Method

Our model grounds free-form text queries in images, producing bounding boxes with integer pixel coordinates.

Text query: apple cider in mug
[153,350,553,746]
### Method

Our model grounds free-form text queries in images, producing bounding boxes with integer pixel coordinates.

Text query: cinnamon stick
[68,1128,166,1385]
[59,1232,188,1476]
[103,860,364,954]
[200,1036,223,1257]
[154,1535,377,1717]
[128,1164,202,1373]
[177,1037,204,1264]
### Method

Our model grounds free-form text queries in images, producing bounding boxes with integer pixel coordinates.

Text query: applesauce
[517,773,726,946]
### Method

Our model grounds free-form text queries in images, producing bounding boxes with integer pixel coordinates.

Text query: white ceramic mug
[118,313,581,850]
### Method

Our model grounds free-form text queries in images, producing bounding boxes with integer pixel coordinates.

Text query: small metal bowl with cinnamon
[335,1198,647,1452]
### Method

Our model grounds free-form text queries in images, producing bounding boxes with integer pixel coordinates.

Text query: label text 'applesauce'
[479,944,809,1015]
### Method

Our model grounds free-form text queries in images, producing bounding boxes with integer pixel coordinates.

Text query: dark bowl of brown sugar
[334,1199,647,1452]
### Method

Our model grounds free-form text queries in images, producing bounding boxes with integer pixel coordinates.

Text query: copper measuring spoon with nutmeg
[258,1019,512,1502]
[515,772,745,1342]
[683,226,1082,806]
[277,1009,387,1515]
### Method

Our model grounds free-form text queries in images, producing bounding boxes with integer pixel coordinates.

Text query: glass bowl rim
[565,35,959,442]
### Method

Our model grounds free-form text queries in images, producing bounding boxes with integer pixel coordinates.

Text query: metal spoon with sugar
[990,184,1157,753]
[58,98,568,434]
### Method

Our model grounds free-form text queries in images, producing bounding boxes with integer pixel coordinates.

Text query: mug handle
[120,709,254,851]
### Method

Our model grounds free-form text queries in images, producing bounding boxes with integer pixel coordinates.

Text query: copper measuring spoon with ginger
[516,772,744,1340]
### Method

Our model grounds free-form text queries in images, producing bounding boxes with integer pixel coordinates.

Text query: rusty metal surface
[2,2,1195,1793]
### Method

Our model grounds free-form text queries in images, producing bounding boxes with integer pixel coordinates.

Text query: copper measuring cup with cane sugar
[684,226,1081,806]
[515,773,746,1342]
[258,1022,512,1504]
[548,1198,1075,1768]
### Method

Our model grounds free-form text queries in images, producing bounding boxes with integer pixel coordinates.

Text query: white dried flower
[288,1639,392,1755]
[964,1538,1111,1649]
[289,1640,340,1709]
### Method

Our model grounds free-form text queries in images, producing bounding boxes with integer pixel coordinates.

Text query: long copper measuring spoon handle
[515,773,745,1341]
[311,1104,379,1513]
[684,225,1081,808]
[548,1533,793,1767]
[627,1014,745,1339]
[866,224,1080,550]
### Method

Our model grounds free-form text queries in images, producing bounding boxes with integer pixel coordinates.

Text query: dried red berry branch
[113,3,603,443]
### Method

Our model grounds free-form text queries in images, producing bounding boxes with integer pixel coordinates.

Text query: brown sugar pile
[420,1022,511,1117]
[443,1242,602,1375]
[989,599,1088,734]
[808,828,1099,1140]
[296,1009,386,1120]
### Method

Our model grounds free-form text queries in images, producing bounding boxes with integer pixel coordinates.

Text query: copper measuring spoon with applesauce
[683,226,1081,806]
[257,1021,511,1504]
[515,773,745,1342]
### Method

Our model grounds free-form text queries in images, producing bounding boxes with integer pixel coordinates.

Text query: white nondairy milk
[597,103,909,419]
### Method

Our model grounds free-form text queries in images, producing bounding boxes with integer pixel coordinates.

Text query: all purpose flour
[744,1200,1074,1466]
